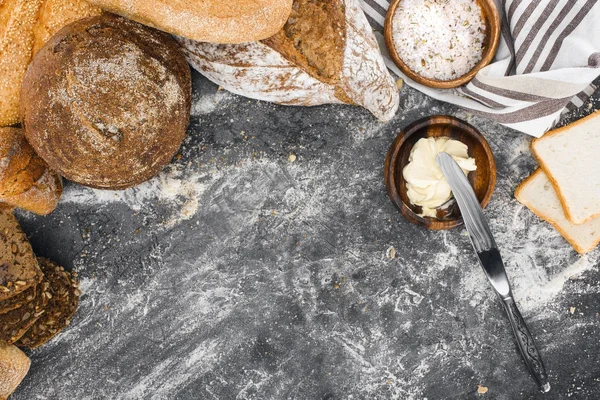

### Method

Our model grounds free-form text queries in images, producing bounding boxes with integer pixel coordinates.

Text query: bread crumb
[386,246,396,259]
[396,78,404,89]
[477,385,488,394]
[570,307,576,314]
[288,153,297,163]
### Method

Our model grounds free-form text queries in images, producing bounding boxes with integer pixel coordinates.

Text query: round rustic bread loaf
[21,14,191,189]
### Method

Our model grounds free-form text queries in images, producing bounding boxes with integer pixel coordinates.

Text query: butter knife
[436,152,550,393]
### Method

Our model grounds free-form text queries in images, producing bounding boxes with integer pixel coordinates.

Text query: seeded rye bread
[0,279,48,344]
[0,210,42,301]
[17,258,80,349]
[21,14,192,189]
[0,0,101,127]
[178,0,399,122]
[87,0,292,44]
[0,286,36,315]
[0,127,62,215]
[0,344,30,400]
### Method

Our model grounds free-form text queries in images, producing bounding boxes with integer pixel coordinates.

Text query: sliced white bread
[515,169,600,254]
[531,109,600,224]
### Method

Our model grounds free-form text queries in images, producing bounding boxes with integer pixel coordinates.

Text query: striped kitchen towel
[361,0,600,137]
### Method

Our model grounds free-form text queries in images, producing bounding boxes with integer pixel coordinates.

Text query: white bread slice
[515,169,600,254]
[532,110,600,224]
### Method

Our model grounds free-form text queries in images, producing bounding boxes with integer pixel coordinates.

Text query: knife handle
[502,297,551,393]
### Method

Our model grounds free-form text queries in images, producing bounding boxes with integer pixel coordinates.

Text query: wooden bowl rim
[384,115,497,230]
[383,0,501,89]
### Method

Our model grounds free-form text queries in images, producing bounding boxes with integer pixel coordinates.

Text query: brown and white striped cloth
[360,0,600,136]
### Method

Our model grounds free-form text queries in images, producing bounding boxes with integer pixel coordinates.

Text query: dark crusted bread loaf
[21,13,192,189]
[178,0,399,122]
[0,127,62,215]
[16,258,80,349]
[0,210,42,301]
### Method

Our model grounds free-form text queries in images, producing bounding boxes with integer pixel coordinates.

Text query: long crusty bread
[515,169,600,254]
[532,110,600,225]
[0,0,100,127]
[87,0,292,44]
[178,0,399,122]
[0,344,30,400]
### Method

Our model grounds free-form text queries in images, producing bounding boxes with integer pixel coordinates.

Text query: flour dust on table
[11,73,600,399]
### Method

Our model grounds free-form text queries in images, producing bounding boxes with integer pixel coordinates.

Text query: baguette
[178,0,399,122]
[87,0,293,44]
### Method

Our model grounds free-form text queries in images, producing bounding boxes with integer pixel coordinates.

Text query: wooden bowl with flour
[384,0,501,89]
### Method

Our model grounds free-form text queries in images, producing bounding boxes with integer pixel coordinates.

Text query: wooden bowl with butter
[384,0,501,89]
[384,115,496,230]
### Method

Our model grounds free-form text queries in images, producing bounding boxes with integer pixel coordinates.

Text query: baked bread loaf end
[0,344,30,400]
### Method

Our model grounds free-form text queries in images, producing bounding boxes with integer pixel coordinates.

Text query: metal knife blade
[436,152,550,393]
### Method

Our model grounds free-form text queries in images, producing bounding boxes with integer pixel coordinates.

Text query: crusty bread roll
[0,0,101,127]
[21,14,192,189]
[0,344,30,400]
[178,0,399,122]
[87,0,293,44]
[0,127,62,215]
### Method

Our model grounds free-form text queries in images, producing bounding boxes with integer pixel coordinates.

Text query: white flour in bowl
[392,0,485,81]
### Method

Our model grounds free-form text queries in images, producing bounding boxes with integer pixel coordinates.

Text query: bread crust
[178,0,399,122]
[531,109,600,225]
[87,0,293,44]
[0,0,101,127]
[21,14,192,189]
[0,344,30,400]
[0,127,62,215]
[515,169,600,254]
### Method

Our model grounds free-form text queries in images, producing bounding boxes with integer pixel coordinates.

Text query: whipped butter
[402,137,476,217]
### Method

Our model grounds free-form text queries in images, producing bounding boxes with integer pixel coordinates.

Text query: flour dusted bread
[532,110,600,224]
[21,14,192,189]
[0,344,30,400]
[178,0,399,122]
[0,0,101,127]
[0,128,62,215]
[0,210,42,301]
[515,169,600,254]
[87,0,292,44]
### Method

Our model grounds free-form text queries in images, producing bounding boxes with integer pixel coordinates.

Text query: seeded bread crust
[0,210,42,301]
[0,127,62,215]
[0,344,30,400]
[21,14,192,189]
[0,0,101,127]
[16,258,80,349]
